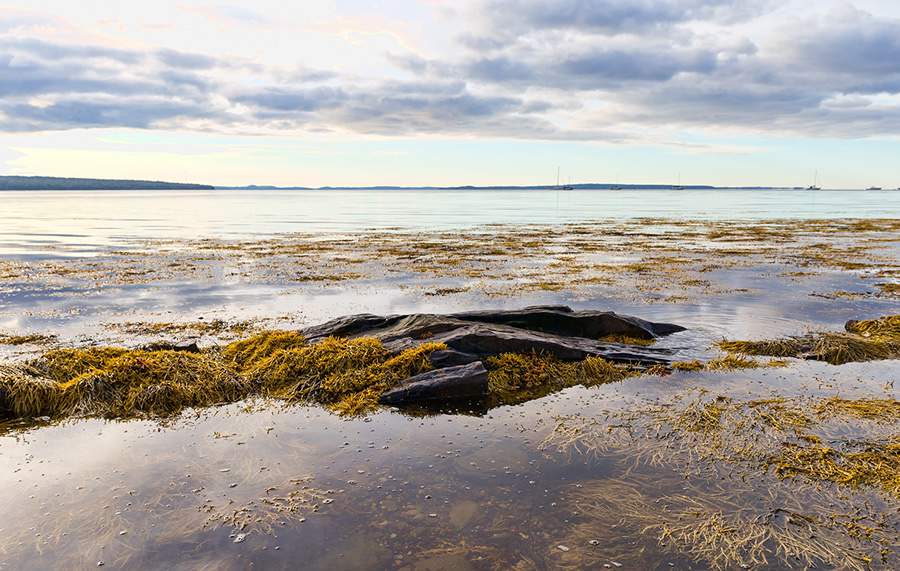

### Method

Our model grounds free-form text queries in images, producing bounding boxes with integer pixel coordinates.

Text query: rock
[423,322,669,364]
[303,306,683,366]
[379,362,488,405]
[303,313,404,342]
[428,349,481,368]
[450,305,685,339]
[304,305,683,342]
[140,339,200,353]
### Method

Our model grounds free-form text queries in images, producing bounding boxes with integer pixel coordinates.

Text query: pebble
[557,545,570,552]
[233,533,246,544]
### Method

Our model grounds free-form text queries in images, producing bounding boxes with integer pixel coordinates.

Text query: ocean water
[1,188,898,255]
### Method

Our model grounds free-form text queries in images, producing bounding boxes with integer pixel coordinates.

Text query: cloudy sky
[1,0,899,187]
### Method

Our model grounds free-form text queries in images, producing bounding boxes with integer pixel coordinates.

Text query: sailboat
[555,167,574,191]
[806,170,821,191]
[610,174,622,190]
[674,173,685,191]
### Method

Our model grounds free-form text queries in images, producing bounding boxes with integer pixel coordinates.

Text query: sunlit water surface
[0,189,898,569]
[1,188,898,255]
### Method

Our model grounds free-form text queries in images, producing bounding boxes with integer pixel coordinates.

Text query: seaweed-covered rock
[307,309,681,366]
[379,361,488,405]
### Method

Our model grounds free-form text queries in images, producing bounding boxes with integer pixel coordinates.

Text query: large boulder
[450,305,684,339]
[304,306,684,343]
[379,361,488,405]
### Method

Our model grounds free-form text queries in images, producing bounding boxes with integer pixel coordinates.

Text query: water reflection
[2,188,899,254]
[1,359,896,570]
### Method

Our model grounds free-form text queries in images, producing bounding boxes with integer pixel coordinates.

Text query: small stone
[588,540,600,546]
[233,533,246,543]
[557,545,570,552]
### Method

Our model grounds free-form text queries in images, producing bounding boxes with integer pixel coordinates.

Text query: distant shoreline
[0,176,213,191]
[2,176,894,191]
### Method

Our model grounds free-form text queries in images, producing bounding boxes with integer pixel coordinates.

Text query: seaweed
[769,437,900,498]
[486,352,633,404]
[719,315,900,365]
[222,330,307,371]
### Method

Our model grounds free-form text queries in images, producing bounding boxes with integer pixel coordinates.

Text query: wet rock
[302,313,404,342]
[304,306,683,343]
[379,362,488,405]
[303,307,682,366]
[422,321,670,364]
[450,305,685,339]
[140,339,201,353]
[428,349,481,368]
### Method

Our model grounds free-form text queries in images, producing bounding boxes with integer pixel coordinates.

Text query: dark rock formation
[301,306,686,406]
[450,306,685,339]
[379,361,488,405]
[304,306,683,366]
[141,339,201,353]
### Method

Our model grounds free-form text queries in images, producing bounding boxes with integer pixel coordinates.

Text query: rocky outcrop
[300,306,686,405]
[379,361,488,405]
[449,306,685,339]
[304,306,683,366]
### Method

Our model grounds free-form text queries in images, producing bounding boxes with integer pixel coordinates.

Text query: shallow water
[1,188,899,254]
[1,191,899,569]
[1,360,896,570]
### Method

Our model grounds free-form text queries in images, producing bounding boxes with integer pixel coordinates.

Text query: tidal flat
[1,216,898,570]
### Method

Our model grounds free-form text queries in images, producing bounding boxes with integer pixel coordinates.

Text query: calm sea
[1,188,898,255]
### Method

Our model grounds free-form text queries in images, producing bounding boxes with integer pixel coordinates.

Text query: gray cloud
[0,37,141,63]
[2,2,900,140]
[478,0,770,36]
[156,48,219,70]
[0,98,219,131]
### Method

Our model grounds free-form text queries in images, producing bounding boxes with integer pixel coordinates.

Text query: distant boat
[555,167,574,190]
[866,186,883,190]
[674,173,685,190]
[807,170,821,190]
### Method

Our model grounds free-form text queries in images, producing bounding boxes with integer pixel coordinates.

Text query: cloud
[156,48,219,70]
[478,0,769,35]
[790,7,900,76]
[2,2,900,141]
[0,98,221,131]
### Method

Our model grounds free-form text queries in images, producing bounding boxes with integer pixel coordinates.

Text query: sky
[1,0,899,188]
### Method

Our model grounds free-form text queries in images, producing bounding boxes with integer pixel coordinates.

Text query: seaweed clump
[718,314,900,365]
[2,350,249,418]
[248,336,447,415]
[816,397,900,422]
[222,330,308,371]
[0,336,449,420]
[770,436,900,498]
[486,352,633,404]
